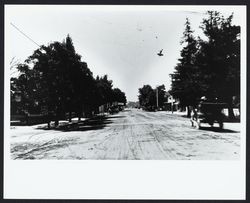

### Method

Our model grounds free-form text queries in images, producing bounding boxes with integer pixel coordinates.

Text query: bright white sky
[5,5,244,101]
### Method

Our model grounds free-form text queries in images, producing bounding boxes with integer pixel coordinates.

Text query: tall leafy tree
[11,64,41,115]
[11,34,128,126]
[170,18,199,117]
[138,84,166,110]
[95,75,114,106]
[156,85,166,108]
[197,11,240,118]
[14,35,96,126]
[112,88,127,104]
[170,12,240,119]
[138,85,154,109]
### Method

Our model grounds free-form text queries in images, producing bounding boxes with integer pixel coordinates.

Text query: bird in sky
[157,49,164,56]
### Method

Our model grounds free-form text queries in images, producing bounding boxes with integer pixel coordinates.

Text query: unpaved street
[10,108,240,160]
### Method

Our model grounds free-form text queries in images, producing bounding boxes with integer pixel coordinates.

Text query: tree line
[138,84,166,111]
[170,11,240,118]
[11,35,127,127]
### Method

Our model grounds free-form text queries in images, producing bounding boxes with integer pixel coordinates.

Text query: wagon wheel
[219,121,223,130]
[209,121,214,127]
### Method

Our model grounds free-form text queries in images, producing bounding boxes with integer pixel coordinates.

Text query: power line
[10,22,41,48]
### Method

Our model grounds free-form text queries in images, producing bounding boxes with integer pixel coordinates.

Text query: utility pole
[171,96,174,114]
[156,86,159,110]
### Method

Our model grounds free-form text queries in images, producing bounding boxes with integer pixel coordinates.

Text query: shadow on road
[36,115,115,132]
[181,115,240,123]
[122,109,131,112]
[199,126,239,133]
[108,115,126,119]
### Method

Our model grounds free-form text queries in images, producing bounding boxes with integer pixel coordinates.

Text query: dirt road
[10,108,240,160]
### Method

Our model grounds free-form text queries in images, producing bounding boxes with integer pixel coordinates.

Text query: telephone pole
[156,86,159,110]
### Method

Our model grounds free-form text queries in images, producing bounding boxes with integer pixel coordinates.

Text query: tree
[11,64,41,115]
[138,85,153,109]
[197,11,240,119]
[170,18,199,117]
[11,35,128,127]
[156,85,166,108]
[95,75,114,107]
[93,76,127,113]
[138,84,166,111]
[112,88,127,104]
[14,35,96,127]
[170,12,240,119]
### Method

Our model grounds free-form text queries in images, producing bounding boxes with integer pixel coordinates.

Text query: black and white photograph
[3,4,246,199]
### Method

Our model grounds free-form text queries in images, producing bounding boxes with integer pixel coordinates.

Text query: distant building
[163,92,179,112]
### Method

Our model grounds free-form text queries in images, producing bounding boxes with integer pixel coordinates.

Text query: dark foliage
[170,12,240,118]
[11,35,127,127]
